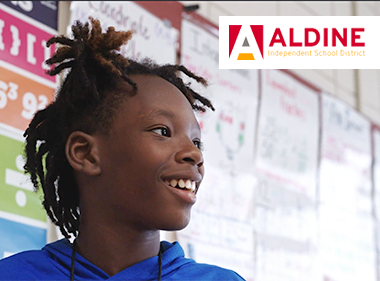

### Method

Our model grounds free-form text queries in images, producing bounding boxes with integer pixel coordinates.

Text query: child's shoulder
[177,261,246,281]
[163,241,245,281]
[0,249,47,279]
[0,239,70,280]
[0,249,45,265]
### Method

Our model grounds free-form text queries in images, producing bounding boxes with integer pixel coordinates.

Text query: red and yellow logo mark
[229,25,264,60]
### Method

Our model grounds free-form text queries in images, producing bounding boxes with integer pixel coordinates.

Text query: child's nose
[175,139,204,167]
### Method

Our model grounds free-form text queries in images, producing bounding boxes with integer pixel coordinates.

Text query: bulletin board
[0,1,57,258]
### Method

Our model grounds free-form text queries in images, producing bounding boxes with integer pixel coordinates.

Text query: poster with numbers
[254,69,321,281]
[0,2,57,257]
[318,93,376,281]
[176,18,258,281]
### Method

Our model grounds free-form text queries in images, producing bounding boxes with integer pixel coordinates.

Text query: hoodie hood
[0,238,244,280]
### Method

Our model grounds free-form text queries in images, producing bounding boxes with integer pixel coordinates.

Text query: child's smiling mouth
[163,177,199,205]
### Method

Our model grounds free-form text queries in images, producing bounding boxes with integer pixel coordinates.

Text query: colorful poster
[318,93,375,281]
[254,69,320,281]
[0,128,47,258]
[0,2,56,256]
[0,4,57,84]
[69,1,178,65]
[0,217,47,259]
[0,132,46,221]
[0,65,54,131]
[177,19,258,281]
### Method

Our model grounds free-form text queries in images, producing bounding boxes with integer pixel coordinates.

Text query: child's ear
[65,131,101,176]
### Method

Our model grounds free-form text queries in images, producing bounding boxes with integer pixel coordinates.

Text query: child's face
[93,74,204,231]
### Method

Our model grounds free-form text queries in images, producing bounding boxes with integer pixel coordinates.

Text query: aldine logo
[229,25,264,60]
[219,16,380,69]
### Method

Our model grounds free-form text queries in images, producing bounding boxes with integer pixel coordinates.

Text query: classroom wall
[59,1,380,126]
[0,0,378,280]
[179,1,380,126]
[23,2,380,280]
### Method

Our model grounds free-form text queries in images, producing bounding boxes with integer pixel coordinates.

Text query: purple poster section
[0,1,57,29]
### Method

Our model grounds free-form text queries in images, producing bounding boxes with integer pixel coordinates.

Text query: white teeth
[185,180,192,189]
[170,179,177,187]
[191,181,196,192]
[167,178,196,192]
[178,179,185,188]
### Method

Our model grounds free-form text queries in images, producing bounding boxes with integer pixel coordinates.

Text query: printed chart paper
[70,1,178,65]
[177,19,259,281]
[318,93,376,281]
[254,69,320,281]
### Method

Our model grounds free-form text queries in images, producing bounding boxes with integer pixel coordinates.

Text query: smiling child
[0,17,245,280]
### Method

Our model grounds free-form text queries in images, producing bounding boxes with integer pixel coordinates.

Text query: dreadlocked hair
[23,17,214,239]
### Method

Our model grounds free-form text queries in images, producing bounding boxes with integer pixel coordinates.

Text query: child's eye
[193,139,204,151]
[151,127,171,137]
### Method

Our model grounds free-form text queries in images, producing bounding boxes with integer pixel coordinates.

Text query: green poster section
[0,133,45,222]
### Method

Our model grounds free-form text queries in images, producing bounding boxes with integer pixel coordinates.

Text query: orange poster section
[0,65,54,132]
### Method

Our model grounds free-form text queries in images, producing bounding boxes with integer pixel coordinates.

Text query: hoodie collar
[43,239,194,280]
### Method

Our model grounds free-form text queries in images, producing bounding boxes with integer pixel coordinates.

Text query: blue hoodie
[0,239,245,280]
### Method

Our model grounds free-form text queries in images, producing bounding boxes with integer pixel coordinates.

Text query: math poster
[256,69,320,200]
[70,1,178,65]
[318,93,376,281]
[0,129,47,258]
[176,19,258,281]
[0,2,57,257]
[254,69,321,281]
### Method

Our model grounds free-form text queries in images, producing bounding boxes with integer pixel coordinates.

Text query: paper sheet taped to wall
[318,93,375,281]
[70,1,178,65]
[254,69,321,281]
[177,18,258,281]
